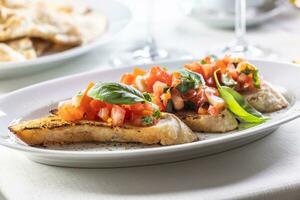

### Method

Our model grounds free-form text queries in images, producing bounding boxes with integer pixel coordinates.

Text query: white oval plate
[0,0,131,78]
[0,59,300,168]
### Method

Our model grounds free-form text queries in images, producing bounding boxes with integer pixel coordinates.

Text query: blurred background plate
[180,0,287,28]
[0,0,131,79]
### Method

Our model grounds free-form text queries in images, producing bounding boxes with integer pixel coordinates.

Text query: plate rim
[1,58,300,156]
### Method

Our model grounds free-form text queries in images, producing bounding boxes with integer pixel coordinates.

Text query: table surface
[1,1,300,200]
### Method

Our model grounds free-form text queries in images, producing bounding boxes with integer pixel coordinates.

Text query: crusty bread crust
[243,81,289,113]
[8,113,198,146]
[176,109,238,133]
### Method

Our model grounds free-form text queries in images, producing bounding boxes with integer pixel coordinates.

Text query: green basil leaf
[200,60,206,64]
[143,93,152,102]
[166,100,174,113]
[141,116,154,126]
[88,82,146,105]
[253,70,261,89]
[214,70,267,123]
[176,81,194,94]
[176,69,205,94]
[221,73,237,87]
[152,110,161,119]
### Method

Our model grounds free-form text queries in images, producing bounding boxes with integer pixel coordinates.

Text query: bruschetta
[9,82,198,146]
[184,56,289,113]
[120,66,239,133]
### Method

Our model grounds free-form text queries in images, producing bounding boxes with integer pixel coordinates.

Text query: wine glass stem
[235,0,247,46]
[145,0,158,55]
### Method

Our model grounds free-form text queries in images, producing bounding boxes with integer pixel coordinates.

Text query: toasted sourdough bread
[243,81,288,113]
[176,109,238,133]
[8,113,198,146]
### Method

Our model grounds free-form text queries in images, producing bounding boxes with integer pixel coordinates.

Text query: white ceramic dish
[0,59,300,168]
[0,0,131,78]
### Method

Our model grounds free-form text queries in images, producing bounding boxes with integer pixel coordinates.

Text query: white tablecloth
[1,1,300,199]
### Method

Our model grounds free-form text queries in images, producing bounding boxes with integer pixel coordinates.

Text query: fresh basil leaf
[176,81,195,94]
[143,93,152,102]
[253,70,261,89]
[200,60,206,64]
[176,69,205,94]
[141,116,153,126]
[214,70,267,123]
[166,100,174,112]
[163,87,171,93]
[221,73,237,87]
[88,82,146,105]
[152,110,161,119]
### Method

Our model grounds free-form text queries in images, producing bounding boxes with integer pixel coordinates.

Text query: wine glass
[212,0,275,58]
[110,0,192,67]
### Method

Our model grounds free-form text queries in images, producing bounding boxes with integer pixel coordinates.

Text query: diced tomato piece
[58,100,84,121]
[130,103,145,114]
[120,73,136,85]
[204,56,213,64]
[227,67,239,80]
[201,64,214,80]
[215,60,227,73]
[161,91,172,107]
[133,67,146,76]
[152,95,164,111]
[184,62,203,74]
[98,107,110,121]
[206,77,216,87]
[198,107,208,115]
[90,100,106,112]
[144,102,153,111]
[237,73,249,84]
[205,88,225,111]
[78,82,94,112]
[105,103,113,111]
[223,56,233,65]
[111,105,126,126]
[124,109,132,120]
[130,113,143,126]
[145,66,172,92]
[153,81,167,96]
[207,105,220,116]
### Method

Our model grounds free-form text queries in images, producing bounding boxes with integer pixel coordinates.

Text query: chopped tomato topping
[153,81,167,96]
[145,66,172,92]
[90,100,106,112]
[133,67,146,76]
[207,105,220,116]
[198,107,208,115]
[58,100,84,121]
[205,87,225,111]
[111,105,126,126]
[120,73,136,85]
[98,107,110,121]
[161,91,172,107]
[184,62,202,74]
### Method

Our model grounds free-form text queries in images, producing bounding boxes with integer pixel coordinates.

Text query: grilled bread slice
[176,109,238,133]
[243,81,288,113]
[8,113,198,146]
